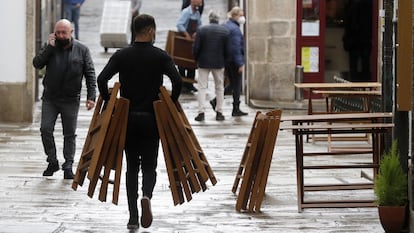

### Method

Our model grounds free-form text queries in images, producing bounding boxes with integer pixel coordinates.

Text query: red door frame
[296,0,326,85]
[296,0,379,86]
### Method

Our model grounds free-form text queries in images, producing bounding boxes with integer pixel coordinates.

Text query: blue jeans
[40,98,80,170]
[64,3,81,39]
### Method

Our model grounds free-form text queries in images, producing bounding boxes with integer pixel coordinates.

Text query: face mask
[237,16,246,25]
[55,38,71,48]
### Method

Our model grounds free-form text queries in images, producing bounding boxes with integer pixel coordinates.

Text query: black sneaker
[195,113,205,121]
[181,86,192,94]
[127,221,139,230]
[189,85,198,92]
[232,109,248,117]
[209,99,216,111]
[42,162,59,176]
[127,209,139,230]
[63,169,74,179]
[216,112,225,121]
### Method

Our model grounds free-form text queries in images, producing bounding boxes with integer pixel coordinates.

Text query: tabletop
[294,82,382,89]
[281,112,393,123]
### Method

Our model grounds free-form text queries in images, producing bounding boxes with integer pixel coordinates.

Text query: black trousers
[125,111,159,201]
[225,62,242,105]
[178,66,196,88]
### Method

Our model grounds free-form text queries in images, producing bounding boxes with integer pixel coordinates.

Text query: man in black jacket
[33,19,96,180]
[193,11,229,121]
[97,14,182,230]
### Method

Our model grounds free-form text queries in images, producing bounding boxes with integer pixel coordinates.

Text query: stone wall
[0,1,36,123]
[246,0,296,104]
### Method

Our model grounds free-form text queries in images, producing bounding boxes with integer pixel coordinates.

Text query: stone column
[246,0,296,106]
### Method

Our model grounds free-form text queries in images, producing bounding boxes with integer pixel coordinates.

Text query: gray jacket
[33,40,96,102]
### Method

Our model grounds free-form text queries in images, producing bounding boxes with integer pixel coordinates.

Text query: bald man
[33,19,96,179]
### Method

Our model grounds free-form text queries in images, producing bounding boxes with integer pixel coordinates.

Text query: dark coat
[224,19,245,68]
[32,40,96,101]
[193,23,230,69]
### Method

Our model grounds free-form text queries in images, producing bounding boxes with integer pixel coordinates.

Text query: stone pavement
[0,0,387,232]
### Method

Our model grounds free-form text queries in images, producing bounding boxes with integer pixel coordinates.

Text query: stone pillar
[0,1,36,123]
[246,0,296,106]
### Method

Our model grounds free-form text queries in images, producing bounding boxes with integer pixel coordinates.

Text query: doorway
[296,0,378,84]
[325,0,377,82]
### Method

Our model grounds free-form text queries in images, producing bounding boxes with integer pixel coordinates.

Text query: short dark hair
[133,14,156,35]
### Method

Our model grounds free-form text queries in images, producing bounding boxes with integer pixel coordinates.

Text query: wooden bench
[331,76,382,113]
[294,82,382,147]
[280,112,393,212]
[294,82,381,115]
[312,90,382,113]
[310,89,382,150]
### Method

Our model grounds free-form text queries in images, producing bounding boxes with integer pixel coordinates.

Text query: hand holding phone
[48,33,56,47]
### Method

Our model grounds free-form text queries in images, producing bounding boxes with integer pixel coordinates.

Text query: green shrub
[374,140,408,206]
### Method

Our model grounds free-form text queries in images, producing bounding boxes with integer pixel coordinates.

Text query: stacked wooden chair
[232,110,282,212]
[153,86,217,205]
[165,30,197,84]
[72,82,129,205]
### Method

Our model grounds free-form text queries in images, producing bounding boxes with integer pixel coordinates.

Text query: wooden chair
[154,86,216,205]
[72,82,129,205]
[233,110,282,212]
[165,30,197,84]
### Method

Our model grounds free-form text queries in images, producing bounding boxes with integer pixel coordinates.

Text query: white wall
[0,0,26,83]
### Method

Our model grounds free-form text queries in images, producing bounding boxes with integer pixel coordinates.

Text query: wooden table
[280,112,393,212]
[294,82,381,115]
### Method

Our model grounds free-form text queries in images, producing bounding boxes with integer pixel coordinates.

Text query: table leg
[295,131,304,212]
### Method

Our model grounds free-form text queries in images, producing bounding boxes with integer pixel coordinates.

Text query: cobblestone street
[0,0,388,232]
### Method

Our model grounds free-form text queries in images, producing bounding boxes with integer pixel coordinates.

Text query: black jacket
[33,40,96,102]
[193,23,230,69]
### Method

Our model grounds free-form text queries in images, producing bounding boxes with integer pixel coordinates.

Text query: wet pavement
[0,0,387,232]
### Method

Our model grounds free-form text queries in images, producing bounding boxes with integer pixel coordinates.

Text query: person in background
[342,0,372,81]
[181,0,204,15]
[97,14,182,230]
[193,11,229,122]
[63,0,85,40]
[176,0,202,94]
[130,0,143,44]
[32,19,96,179]
[223,6,248,116]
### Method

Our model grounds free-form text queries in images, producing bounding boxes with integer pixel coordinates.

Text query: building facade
[0,1,35,122]
[245,0,385,105]
[246,0,297,104]
[0,0,62,123]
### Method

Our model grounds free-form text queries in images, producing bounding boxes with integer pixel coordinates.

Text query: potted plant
[374,140,408,233]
